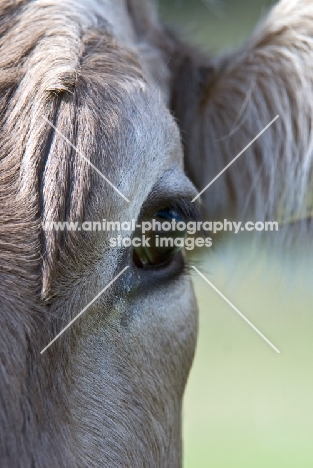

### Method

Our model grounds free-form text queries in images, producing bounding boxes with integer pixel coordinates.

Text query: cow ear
[169,0,313,229]
[171,54,213,149]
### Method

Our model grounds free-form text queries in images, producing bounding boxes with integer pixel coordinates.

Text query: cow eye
[132,209,187,269]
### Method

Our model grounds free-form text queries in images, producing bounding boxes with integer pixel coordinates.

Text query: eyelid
[140,197,202,223]
[161,199,202,223]
[139,167,199,220]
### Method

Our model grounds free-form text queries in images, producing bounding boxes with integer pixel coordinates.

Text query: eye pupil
[132,208,187,269]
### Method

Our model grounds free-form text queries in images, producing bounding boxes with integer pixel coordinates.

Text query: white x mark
[192,266,280,354]
[42,116,130,203]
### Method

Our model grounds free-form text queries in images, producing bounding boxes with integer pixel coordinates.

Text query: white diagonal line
[40,266,129,354]
[192,266,280,354]
[42,116,130,203]
[192,115,280,202]
[141,56,171,114]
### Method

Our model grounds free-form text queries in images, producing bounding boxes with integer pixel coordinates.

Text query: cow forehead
[19,0,136,42]
[0,0,187,298]
[8,0,171,101]
[90,87,184,220]
[16,0,186,291]
[39,62,184,292]
[39,35,183,223]
[12,0,182,219]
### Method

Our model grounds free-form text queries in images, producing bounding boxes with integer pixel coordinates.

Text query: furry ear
[170,0,313,230]
[170,52,214,199]
[171,54,213,148]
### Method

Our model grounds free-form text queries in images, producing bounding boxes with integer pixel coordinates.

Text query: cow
[0,0,312,466]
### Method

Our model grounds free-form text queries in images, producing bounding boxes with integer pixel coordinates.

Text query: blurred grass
[158,1,313,467]
[185,238,313,468]
[158,0,273,53]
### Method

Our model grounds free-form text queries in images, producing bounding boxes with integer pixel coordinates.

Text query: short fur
[0,0,312,466]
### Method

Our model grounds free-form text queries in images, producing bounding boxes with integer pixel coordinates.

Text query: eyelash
[157,199,202,224]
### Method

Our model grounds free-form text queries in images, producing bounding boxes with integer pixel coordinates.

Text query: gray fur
[0,0,311,466]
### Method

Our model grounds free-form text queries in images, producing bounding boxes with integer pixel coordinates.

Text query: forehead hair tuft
[0,2,147,296]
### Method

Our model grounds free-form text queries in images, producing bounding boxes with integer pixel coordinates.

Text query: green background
[158,1,313,467]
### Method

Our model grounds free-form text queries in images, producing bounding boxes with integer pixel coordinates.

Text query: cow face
[0,2,198,466]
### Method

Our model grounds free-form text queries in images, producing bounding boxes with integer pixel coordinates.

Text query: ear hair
[171,53,213,148]
[168,0,313,237]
